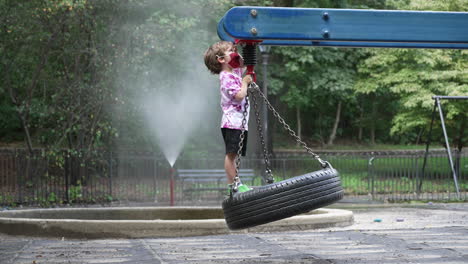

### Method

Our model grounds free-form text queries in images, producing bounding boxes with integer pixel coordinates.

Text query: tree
[271,46,362,146]
[267,0,376,146]
[0,0,240,158]
[354,49,402,145]
[107,0,232,155]
[1,1,64,153]
[356,0,468,150]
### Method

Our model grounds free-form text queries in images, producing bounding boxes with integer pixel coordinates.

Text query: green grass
[264,155,467,196]
[248,169,466,196]
[274,142,442,151]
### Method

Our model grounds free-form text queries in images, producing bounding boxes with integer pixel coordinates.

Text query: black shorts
[221,128,248,156]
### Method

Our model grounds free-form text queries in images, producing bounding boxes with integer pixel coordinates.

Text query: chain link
[232,93,249,192]
[249,82,328,168]
[250,84,274,183]
[232,81,328,193]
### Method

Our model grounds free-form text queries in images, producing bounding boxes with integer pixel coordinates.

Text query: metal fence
[0,149,466,206]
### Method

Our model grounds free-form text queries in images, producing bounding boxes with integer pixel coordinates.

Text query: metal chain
[232,81,328,193]
[232,93,249,192]
[250,85,274,183]
[249,82,328,168]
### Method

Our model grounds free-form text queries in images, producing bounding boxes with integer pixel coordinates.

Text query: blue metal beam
[218,7,468,49]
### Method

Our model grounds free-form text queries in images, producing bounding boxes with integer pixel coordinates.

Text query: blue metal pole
[219,18,468,49]
[219,7,468,49]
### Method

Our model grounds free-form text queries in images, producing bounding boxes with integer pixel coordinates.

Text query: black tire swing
[222,44,343,230]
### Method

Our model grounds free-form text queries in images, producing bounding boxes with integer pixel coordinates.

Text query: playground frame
[422,96,468,199]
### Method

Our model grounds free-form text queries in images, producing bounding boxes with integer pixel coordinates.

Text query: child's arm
[234,75,252,101]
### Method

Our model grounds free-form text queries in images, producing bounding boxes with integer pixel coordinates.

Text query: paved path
[1,203,467,264]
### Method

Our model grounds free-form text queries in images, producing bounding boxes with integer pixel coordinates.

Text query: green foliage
[355,0,468,148]
[48,192,57,203]
[0,0,233,154]
[388,0,468,11]
[0,0,466,155]
[0,101,22,140]
[103,0,232,150]
[1,0,120,160]
[267,0,378,145]
[68,183,83,202]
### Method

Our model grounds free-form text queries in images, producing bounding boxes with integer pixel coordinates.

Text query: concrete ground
[0,203,467,264]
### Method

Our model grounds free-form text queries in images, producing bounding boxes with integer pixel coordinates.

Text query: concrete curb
[0,207,353,238]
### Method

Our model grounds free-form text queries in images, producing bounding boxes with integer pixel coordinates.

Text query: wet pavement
[1,203,467,264]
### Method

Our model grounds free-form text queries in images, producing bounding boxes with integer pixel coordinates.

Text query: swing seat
[222,166,343,230]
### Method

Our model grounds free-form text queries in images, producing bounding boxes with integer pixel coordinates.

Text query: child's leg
[224,153,237,184]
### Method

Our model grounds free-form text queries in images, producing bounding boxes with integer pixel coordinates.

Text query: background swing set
[421,96,468,199]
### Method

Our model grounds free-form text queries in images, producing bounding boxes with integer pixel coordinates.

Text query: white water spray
[112,1,230,165]
[141,87,210,167]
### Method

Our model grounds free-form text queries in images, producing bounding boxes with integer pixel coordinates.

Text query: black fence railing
[0,149,466,206]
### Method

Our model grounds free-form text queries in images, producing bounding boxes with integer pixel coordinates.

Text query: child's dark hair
[204,41,233,74]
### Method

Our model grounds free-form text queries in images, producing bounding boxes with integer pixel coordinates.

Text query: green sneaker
[227,184,252,196]
[237,184,252,193]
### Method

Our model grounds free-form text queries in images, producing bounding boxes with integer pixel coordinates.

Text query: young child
[204,41,253,193]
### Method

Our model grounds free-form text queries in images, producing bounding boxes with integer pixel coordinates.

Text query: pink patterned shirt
[219,68,250,130]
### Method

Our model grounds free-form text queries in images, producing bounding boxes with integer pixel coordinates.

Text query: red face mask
[228,52,241,68]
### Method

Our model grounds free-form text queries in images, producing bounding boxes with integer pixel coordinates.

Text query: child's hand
[242,75,253,84]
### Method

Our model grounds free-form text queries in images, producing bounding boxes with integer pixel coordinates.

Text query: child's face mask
[227,52,241,68]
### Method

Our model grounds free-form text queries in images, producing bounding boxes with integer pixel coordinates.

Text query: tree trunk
[6,75,34,154]
[415,127,424,145]
[358,106,363,142]
[5,31,56,156]
[18,113,34,154]
[327,101,342,146]
[456,114,466,153]
[370,101,377,145]
[318,112,325,146]
[454,114,466,177]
